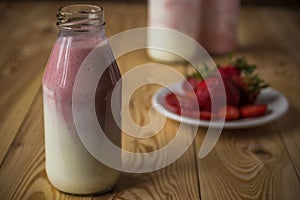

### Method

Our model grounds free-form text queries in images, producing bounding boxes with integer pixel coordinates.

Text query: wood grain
[195,126,300,199]
[261,7,300,181]
[94,124,200,200]
[238,7,300,177]
[275,109,300,180]
[0,2,57,164]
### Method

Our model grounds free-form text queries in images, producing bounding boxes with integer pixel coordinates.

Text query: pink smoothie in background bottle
[147,0,240,57]
[43,5,121,195]
[199,0,240,54]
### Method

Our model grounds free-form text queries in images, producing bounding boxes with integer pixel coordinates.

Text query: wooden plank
[262,8,300,179]
[195,126,300,199]
[275,109,300,179]
[238,7,300,176]
[0,3,58,164]
[104,2,147,36]
[94,124,200,200]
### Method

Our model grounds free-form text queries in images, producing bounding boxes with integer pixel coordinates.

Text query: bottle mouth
[57,4,105,32]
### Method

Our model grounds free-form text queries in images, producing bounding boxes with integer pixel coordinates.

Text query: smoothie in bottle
[42,4,121,195]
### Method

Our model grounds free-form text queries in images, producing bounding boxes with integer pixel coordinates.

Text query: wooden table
[0,1,300,199]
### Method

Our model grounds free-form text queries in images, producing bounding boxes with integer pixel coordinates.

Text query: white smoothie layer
[147,49,185,63]
[147,0,201,62]
[43,87,120,195]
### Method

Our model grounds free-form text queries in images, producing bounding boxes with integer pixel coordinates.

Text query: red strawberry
[195,76,240,111]
[218,105,240,120]
[239,89,260,105]
[218,65,244,89]
[165,92,198,113]
[240,104,267,118]
[164,93,180,115]
[199,111,218,121]
[222,77,241,107]
[182,77,201,92]
[218,65,240,77]
[165,93,216,120]
[195,80,211,111]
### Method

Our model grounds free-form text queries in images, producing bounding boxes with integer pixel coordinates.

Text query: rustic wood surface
[0,1,299,200]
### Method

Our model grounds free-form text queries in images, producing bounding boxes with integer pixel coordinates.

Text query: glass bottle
[42,4,121,195]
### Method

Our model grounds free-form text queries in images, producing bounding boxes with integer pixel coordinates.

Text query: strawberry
[218,105,240,120]
[182,77,201,92]
[195,80,211,111]
[218,65,240,77]
[240,104,267,118]
[164,93,181,115]
[165,92,218,120]
[217,58,269,106]
[218,65,243,88]
[239,89,260,105]
[182,64,218,92]
[199,111,218,121]
[165,92,198,113]
[195,76,240,111]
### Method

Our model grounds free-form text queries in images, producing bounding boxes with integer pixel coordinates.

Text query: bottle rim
[57,4,105,32]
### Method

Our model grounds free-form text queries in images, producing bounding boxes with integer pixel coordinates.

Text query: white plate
[151,82,289,129]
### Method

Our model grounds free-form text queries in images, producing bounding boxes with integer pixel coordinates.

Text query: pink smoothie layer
[199,0,239,54]
[43,33,121,134]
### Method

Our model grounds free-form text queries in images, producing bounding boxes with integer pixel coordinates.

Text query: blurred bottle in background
[147,0,201,62]
[147,0,240,61]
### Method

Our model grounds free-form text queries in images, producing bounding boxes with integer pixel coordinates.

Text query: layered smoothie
[43,32,121,194]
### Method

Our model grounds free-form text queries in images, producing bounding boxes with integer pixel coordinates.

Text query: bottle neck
[58,26,106,37]
[57,4,105,33]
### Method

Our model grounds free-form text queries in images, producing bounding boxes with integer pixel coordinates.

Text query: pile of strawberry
[165,58,269,120]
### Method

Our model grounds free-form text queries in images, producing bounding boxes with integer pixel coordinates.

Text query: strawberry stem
[232,57,269,92]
